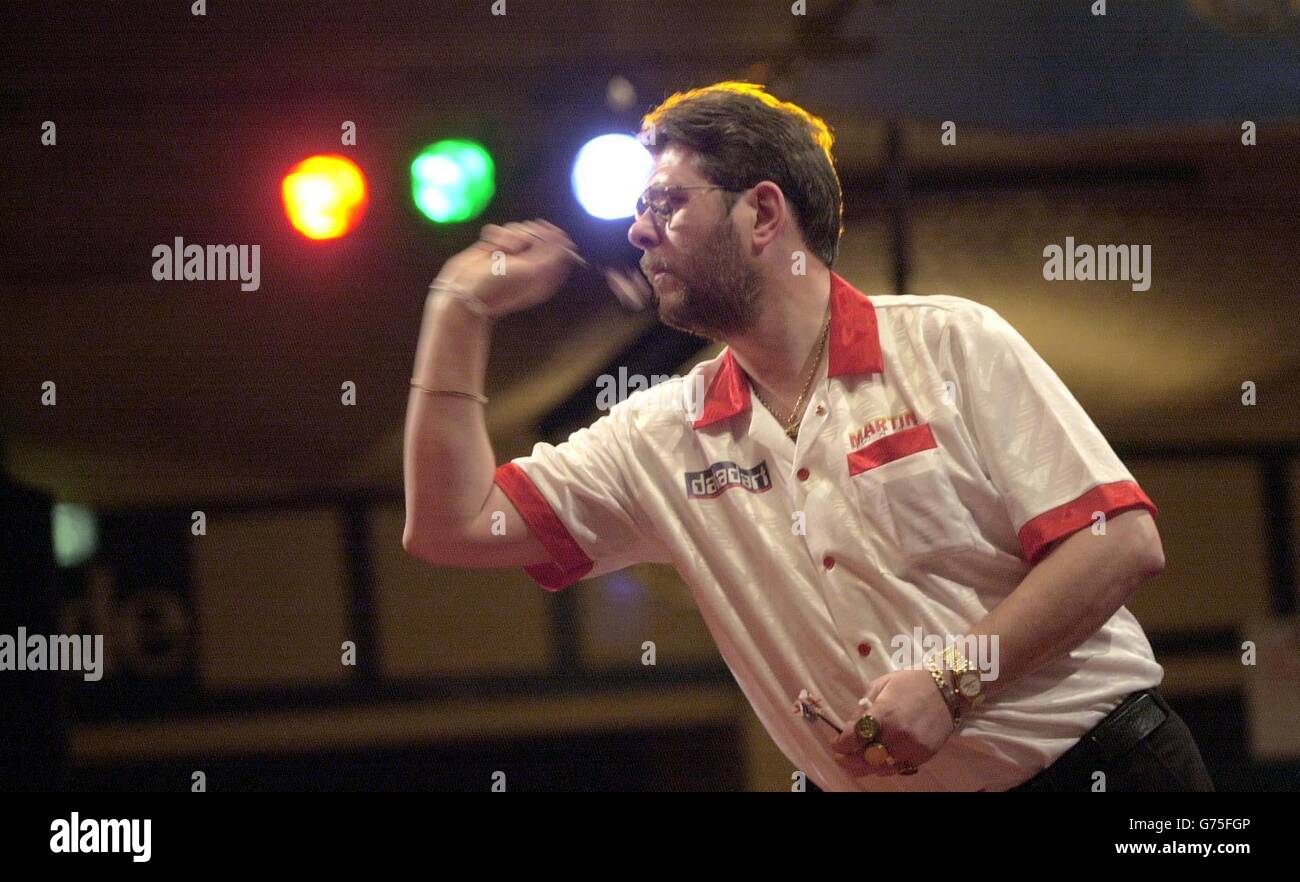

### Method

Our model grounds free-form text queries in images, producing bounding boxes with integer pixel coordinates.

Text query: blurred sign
[58,512,198,719]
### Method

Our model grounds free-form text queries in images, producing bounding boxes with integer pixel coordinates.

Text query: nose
[627,207,660,251]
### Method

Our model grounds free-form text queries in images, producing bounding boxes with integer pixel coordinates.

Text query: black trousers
[1007,687,1215,791]
[807,687,1215,792]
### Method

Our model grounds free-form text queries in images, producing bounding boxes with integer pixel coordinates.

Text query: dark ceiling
[2,1,1298,507]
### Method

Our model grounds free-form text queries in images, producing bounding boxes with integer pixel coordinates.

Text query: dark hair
[640,81,844,268]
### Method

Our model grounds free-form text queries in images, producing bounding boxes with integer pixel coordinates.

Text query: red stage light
[282,154,368,240]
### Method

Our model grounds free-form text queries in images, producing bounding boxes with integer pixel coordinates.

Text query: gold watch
[942,645,985,708]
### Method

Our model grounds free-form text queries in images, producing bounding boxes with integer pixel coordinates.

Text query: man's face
[626,145,764,340]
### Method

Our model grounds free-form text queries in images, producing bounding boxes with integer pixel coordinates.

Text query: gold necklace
[750,301,831,440]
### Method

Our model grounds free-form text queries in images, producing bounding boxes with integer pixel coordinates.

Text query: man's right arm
[401,220,576,568]
[400,293,547,567]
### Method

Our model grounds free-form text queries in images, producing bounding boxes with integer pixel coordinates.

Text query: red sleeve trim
[1018,480,1158,565]
[493,462,594,592]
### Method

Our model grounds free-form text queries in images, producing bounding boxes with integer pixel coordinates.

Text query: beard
[644,216,764,341]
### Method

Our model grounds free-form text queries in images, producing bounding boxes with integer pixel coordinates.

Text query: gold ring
[853,714,880,744]
[863,742,894,767]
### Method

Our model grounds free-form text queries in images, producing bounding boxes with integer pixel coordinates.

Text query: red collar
[691,271,884,430]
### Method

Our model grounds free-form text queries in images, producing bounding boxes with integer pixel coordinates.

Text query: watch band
[925,654,962,730]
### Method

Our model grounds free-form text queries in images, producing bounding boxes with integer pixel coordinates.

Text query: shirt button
[796,467,810,481]
[857,642,872,657]
[823,555,835,570]
[815,404,826,415]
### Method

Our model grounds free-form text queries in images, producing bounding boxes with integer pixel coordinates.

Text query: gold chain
[750,300,831,440]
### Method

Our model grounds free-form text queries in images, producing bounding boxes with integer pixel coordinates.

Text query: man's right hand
[434,218,578,318]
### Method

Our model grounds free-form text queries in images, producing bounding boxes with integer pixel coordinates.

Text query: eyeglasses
[634,184,745,221]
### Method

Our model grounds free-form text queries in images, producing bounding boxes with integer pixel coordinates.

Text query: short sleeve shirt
[493,271,1163,791]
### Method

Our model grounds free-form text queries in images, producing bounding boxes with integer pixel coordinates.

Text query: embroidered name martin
[848,409,917,450]
[685,460,773,498]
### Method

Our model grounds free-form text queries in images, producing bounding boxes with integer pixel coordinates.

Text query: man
[403,81,1214,791]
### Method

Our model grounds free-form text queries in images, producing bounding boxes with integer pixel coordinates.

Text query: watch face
[959,673,981,697]
[855,715,879,743]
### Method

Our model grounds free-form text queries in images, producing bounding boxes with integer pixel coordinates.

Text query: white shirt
[493,270,1163,791]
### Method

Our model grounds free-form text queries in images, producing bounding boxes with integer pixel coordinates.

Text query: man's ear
[748,180,787,250]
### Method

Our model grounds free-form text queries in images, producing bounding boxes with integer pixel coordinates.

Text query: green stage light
[52,503,98,568]
[411,139,494,223]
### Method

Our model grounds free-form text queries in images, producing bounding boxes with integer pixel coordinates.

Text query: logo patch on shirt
[848,409,917,450]
[685,460,773,499]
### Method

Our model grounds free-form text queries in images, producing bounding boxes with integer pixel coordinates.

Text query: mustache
[641,260,673,276]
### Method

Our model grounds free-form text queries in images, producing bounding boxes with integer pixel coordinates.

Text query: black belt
[1011,687,1170,792]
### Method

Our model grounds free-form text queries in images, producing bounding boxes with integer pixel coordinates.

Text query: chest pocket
[847,423,976,563]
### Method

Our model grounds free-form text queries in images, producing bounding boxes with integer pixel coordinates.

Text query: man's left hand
[830,669,955,776]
